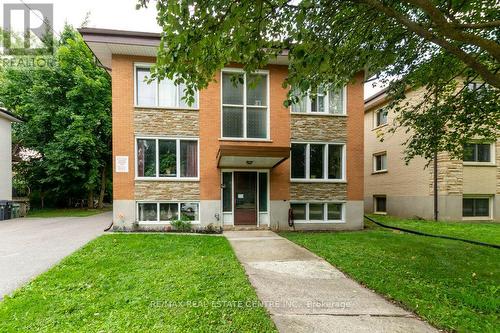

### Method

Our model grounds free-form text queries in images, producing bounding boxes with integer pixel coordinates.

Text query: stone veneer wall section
[134,108,199,136]
[429,152,463,195]
[291,115,347,141]
[290,183,347,201]
[135,181,200,201]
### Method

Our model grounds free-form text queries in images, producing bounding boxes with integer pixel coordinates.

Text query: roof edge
[0,107,23,122]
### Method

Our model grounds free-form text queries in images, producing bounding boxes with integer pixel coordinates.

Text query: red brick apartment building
[80,28,364,231]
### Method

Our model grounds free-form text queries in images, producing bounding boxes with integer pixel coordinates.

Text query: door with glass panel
[234,172,257,225]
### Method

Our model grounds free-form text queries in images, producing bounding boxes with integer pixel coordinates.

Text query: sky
[1,0,383,98]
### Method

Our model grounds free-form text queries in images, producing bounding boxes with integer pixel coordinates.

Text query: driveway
[225,231,438,333]
[0,212,111,299]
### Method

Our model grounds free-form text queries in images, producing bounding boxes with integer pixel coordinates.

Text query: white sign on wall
[115,156,129,173]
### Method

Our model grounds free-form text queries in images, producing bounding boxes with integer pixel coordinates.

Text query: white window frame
[374,108,388,128]
[290,86,347,116]
[373,152,388,173]
[290,201,346,224]
[290,142,346,182]
[220,68,270,140]
[373,195,387,214]
[463,142,495,166]
[135,136,200,181]
[136,201,201,224]
[134,63,199,110]
[462,195,493,220]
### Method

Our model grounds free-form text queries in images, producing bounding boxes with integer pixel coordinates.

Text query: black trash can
[0,201,12,221]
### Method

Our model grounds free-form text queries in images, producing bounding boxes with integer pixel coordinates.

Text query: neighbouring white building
[0,107,22,206]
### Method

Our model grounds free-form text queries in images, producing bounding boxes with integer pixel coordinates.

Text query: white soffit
[86,42,158,69]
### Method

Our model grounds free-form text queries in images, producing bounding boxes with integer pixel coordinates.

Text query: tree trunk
[98,164,106,209]
[87,191,94,209]
[40,190,45,209]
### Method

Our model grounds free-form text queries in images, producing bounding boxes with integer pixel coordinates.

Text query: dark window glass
[291,203,306,220]
[376,109,388,126]
[328,145,342,179]
[259,173,268,212]
[291,144,306,178]
[180,140,198,177]
[137,139,156,177]
[327,203,342,220]
[463,198,489,217]
[247,107,267,138]
[309,203,324,220]
[158,140,176,177]
[222,106,244,137]
[375,196,386,212]
[309,144,324,179]
[222,172,232,212]
[463,143,491,162]
[159,203,178,221]
[181,203,199,221]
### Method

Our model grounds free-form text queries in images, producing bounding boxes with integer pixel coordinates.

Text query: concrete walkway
[225,231,438,333]
[0,212,111,299]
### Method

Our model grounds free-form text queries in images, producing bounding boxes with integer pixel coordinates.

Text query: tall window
[135,66,198,108]
[463,143,492,162]
[373,153,387,172]
[137,138,198,179]
[290,202,344,222]
[291,87,346,115]
[222,70,268,139]
[291,143,345,180]
[375,109,388,127]
[463,197,490,218]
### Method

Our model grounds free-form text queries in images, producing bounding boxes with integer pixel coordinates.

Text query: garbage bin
[0,201,12,221]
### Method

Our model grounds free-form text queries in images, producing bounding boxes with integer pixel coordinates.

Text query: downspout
[433,150,439,221]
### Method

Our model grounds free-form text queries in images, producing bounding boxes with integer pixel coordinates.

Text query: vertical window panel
[222,107,244,137]
[158,140,177,177]
[247,74,267,106]
[138,203,158,221]
[309,144,324,179]
[259,173,268,212]
[247,108,267,138]
[222,73,244,105]
[137,139,156,177]
[136,68,156,106]
[327,203,343,220]
[291,144,307,179]
[158,78,177,107]
[180,140,198,178]
[160,203,178,221]
[222,172,232,212]
[328,145,342,179]
[291,203,306,220]
[181,203,199,221]
[309,203,324,220]
[328,88,344,114]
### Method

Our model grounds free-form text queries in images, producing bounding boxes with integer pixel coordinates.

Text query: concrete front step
[223,225,271,231]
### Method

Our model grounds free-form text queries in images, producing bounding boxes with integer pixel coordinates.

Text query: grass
[27,207,111,218]
[367,214,500,245]
[0,234,276,332]
[281,219,500,333]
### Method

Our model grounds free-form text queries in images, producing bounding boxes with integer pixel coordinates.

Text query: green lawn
[367,214,500,245]
[281,220,500,333]
[27,207,111,218]
[0,234,276,332]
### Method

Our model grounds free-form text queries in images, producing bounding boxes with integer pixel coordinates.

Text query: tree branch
[357,0,500,89]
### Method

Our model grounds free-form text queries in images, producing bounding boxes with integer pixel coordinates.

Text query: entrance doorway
[234,172,257,225]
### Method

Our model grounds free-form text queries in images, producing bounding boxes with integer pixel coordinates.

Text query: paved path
[225,231,438,333]
[0,212,111,299]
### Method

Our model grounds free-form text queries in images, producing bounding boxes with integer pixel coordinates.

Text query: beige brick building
[80,28,365,231]
[365,88,500,221]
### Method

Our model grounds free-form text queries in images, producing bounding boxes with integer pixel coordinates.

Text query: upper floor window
[222,70,269,139]
[373,152,387,172]
[375,109,388,127]
[291,143,345,181]
[135,65,198,108]
[136,137,198,179]
[291,87,346,115]
[463,143,492,163]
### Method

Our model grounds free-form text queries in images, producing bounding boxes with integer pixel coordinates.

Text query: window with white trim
[136,138,198,179]
[137,202,200,222]
[222,70,269,139]
[463,143,492,163]
[375,109,388,127]
[135,65,198,108]
[291,87,346,115]
[462,197,491,218]
[291,143,345,180]
[373,153,387,172]
[290,202,344,222]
